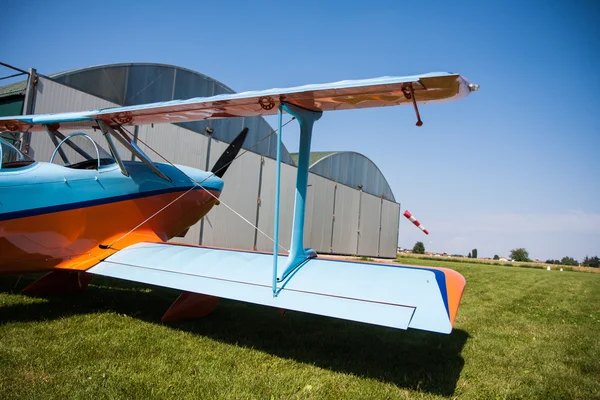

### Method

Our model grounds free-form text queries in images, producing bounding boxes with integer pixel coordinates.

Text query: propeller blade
[210,127,249,178]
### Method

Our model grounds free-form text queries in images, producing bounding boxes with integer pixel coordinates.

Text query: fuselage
[0,160,223,274]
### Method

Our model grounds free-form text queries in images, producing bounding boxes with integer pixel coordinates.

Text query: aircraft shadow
[0,274,468,396]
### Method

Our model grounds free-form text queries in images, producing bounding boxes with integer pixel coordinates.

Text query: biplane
[0,72,478,334]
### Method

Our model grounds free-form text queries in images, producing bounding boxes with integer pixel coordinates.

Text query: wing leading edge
[87,242,465,334]
[0,72,477,133]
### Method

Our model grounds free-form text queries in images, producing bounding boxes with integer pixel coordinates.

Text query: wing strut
[97,120,171,182]
[272,103,322,295]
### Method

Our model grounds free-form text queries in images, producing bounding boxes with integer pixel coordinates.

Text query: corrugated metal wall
[255,158,296,252]
[27,76,401,258]
[358,192,382,257]
[29,77,127,162]
[305,174,335,253]
[331,184,361,255]
[379,199,401,258]
[137,123,209,168]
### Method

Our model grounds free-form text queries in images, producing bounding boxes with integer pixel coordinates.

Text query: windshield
[0,137,35,169]
[50,133,116,170]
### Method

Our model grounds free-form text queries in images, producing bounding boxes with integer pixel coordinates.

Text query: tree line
[408,243,599,268]
[507,248,598,267]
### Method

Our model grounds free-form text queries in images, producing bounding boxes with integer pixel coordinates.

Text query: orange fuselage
[0,161,222,274]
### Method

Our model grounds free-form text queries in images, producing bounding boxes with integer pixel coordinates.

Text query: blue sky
[2,0,599,260]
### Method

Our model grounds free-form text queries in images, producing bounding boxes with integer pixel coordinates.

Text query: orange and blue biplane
[0,72,478,333]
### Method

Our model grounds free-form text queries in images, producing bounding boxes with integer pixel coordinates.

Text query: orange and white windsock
[403,210,429,235]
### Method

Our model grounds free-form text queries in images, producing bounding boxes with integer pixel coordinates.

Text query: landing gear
[161,292,219,323]
[21,270,93,295]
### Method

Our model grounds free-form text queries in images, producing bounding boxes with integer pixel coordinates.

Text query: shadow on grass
[0,274,468,396]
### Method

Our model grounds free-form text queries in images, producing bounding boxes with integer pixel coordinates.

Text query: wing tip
[441,268,467,327]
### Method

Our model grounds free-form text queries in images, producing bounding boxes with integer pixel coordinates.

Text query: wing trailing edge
[87,242,465,334]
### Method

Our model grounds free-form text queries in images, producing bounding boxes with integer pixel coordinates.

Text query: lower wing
[87,242,465,334]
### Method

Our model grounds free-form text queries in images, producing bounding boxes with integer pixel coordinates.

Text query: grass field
[396,253,600,274]
[1,258,599,399]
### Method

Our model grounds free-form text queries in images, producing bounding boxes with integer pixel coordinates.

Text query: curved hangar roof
[290,151,395,202]
[49,63,295,164]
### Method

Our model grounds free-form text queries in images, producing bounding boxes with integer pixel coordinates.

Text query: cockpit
[1,124,171,181]
[1,131,118,171]
[0,137,35,170]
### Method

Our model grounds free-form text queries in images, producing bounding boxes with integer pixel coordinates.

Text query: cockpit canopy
[0,137,35,170]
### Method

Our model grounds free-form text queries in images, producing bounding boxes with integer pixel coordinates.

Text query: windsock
[403,210,429,235]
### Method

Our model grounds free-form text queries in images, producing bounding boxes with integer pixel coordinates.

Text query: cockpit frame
[49,132,103,170]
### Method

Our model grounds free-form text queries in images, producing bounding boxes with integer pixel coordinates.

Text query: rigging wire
[103,119,295,251]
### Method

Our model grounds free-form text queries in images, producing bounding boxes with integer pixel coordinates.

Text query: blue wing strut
[272,103,323,294]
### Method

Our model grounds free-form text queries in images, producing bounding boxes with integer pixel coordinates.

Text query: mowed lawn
[1,259,599,399]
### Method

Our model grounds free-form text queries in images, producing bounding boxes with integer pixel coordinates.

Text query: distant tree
[467,252,472,258]
[412,241,425,254]
[582,256,600,268]
[510,248,530,262]
[472,249,478,259]
[546,259,559,265]
[560,257,578,266]
[493,254,500,260]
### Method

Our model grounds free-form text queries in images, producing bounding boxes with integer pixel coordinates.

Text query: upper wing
[0,72,477,133]
[87,242,465,334]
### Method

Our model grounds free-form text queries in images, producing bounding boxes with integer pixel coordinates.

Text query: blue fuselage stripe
[0,186,220,222]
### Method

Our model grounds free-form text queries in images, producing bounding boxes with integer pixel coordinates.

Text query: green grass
[1,258,599,399]
[396,253,600,273]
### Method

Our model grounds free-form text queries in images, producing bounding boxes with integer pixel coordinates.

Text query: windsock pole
[403,210,429,235]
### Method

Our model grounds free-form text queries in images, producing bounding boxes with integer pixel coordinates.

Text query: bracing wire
[103,119,295,252]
